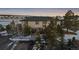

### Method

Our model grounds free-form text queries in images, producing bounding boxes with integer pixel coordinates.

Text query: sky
[0,8,79,16]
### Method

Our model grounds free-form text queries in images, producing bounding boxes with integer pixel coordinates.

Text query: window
[43,21,47,24]
[35,21,39,25]
[43,24,46,27]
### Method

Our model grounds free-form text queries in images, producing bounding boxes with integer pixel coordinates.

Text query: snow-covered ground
[76,31,79,39]
[64,30,79,42]
[8,42,14,47]
[64,34,76,42]
[11,41,18,50]
[0,30,9,36]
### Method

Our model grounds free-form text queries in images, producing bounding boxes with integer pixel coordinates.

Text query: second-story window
[43,21,47,24]
[35,21,39,25]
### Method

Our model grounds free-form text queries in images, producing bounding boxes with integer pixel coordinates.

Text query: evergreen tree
[67,39,73,50]
[0,24,5,31]
[6,24,12,33]
[35,32,41,49]
[45,17,64,50]
[57,24,64,49]
[45,19,58,49]
[23,25,32,36]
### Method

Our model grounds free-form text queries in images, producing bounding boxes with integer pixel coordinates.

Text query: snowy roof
[0,31,7,34]
[9,35,36,41]
[63,29,74,32]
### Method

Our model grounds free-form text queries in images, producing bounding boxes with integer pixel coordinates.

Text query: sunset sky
[0,8,79,16]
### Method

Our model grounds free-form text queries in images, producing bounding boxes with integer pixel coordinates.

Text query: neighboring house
[65,10,74,16]
[20,16,53,30]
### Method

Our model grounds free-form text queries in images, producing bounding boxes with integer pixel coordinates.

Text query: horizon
[0,8,79,16]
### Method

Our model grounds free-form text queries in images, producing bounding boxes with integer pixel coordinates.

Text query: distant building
[21,16,53,30]
[65,10,74,16]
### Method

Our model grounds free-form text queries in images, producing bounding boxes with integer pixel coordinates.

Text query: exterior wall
[28,21,43,29]
[16,24,22,35]
[22,21,50,29]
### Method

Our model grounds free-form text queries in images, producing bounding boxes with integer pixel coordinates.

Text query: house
[20,16,53,30]
[65,10,74,16]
